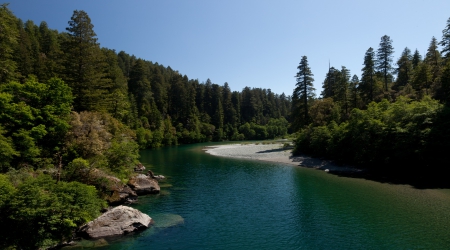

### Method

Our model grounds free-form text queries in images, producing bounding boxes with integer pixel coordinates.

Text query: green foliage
[1,174,105,249]
[104,138,139,179]
[0,126,18,171]
[0,4,18,83]
[309,98,341,126]
[294,97,443,169]
[0,77,73,168]
[65,111,139,178]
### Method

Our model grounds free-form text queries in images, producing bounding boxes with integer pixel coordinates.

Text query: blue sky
[8,0,450,96]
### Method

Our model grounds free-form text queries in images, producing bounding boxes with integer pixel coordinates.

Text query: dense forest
[292,20,450,179]
[2,2,450,249]
[0,4,291,249]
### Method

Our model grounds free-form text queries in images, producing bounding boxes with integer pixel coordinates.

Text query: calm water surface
[93,143,450,249]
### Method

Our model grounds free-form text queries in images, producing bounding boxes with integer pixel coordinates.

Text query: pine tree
[376,35,394,91]
[63,10,110,111]
[322,66,338,99]
[395,47,413,90]
[292,56,315,130]
[350,74,360,110]
[440,17,450,62]
[336,66,350,116]
[412,49,422,69]
[360,47,376,104]
[412,62,432,97]
[37,21,63,82]
[15,19,34,81]
[425,37,442,84]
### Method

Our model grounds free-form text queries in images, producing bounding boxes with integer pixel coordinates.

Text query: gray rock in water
[128,174,160,195]
[78,205,152,239]
[134,163,146,172]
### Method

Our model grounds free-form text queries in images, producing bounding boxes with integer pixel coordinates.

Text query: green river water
[77,143,450,249]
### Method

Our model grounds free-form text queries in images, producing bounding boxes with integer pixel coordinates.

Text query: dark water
[90,143,450,249]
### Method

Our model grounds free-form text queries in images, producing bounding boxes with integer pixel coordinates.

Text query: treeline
[0,4,291,248]
[292,18,450,175]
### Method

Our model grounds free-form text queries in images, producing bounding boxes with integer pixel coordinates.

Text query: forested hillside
[0,5,291,248]
[291,19,450,178]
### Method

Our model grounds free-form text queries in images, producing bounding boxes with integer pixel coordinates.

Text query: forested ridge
[0,5,290,249]
[292,19,450,181]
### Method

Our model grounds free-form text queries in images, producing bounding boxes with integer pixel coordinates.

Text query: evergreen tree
[150,66,167,115]
[292,56,315,130]
[63,10,110,111]
[360,47,376,104]
[336,66,350,116]
[350,74,360,110]
[440,17,450,62]
[128,59,151,118]
[322,66,338,99]
[37,21,63,82]
[425,37,442,87]
[412,49,422,69]
[15,19,34,81]
[101,48,130,120]
[376,35,394,91]
[412,62,432,97]
[395,47,413,90]
[231,91,241,124]
[23,20,40,77]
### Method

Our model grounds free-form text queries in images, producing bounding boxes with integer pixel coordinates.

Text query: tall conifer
[292,56,315,130]
[376,35,394,91]
[64,10,110,111]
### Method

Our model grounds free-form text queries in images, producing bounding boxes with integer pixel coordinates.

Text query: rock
[147,169,165,180]
[154,175,165,180]
[103,175,138,205]
[78,205,152,239]
[134,163,146,172]
[79,168,138,205]
[128,174,160,195]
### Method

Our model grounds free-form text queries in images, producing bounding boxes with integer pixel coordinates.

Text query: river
[85,142,450,249]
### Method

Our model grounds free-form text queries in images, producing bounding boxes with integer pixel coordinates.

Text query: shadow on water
[332,169,450,189]
[289,154,450,189]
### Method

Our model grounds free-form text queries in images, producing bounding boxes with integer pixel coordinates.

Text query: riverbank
[204,143,361,174]
[204,143,450,188]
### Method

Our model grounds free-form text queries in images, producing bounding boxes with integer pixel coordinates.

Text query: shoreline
[203,143,362,174]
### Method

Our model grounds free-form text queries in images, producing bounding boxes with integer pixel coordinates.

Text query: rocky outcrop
[128,174,160,195]
[103,175,138,205]
[78,205,152,239]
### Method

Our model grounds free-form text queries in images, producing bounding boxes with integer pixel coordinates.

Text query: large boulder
[128,174,160,195]
[78,205,152,239]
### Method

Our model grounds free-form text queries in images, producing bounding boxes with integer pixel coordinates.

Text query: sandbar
[204,143,359,173]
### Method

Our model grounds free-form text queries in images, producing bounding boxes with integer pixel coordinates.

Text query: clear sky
[8,0,450,96]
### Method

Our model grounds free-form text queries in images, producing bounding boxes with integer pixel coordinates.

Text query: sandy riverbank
[204,143,360,173]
